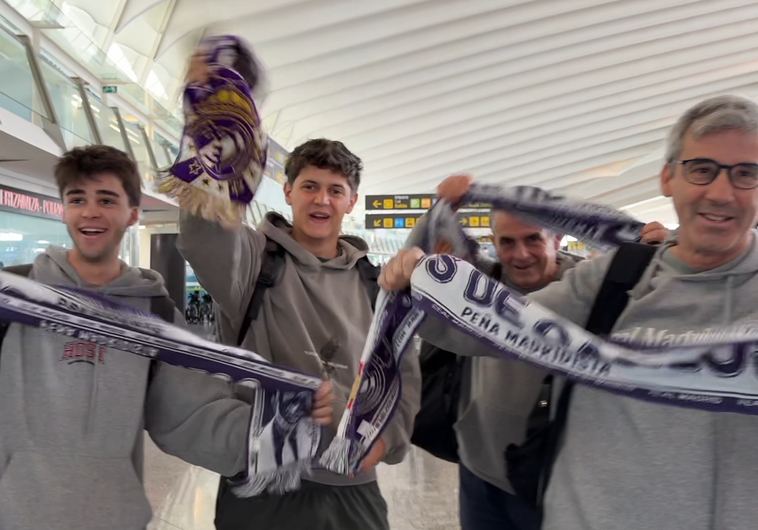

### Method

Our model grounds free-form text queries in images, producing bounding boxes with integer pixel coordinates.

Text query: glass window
[153,131,178,168]
[119,116,157,188]
[87,92,127,152]
[38,58,93,149]
[0,26,48,122]
[0,212,70,267]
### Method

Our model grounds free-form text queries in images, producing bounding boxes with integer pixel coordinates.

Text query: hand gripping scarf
[0,271,320,497]
[321,183,758,476]
[159,35,267,227]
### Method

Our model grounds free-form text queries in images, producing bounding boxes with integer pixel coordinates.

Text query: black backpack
[410,262,503,463]
[505,242,657,514]
[234,236,380,346]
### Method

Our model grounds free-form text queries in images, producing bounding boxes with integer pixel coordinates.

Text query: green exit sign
[103,85,117,94]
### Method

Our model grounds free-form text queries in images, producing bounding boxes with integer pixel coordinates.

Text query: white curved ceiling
[57,0,758,225]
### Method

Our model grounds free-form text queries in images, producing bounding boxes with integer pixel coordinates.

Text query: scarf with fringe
[159,35,267,227]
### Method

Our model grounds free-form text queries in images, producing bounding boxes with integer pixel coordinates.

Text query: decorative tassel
[231,459,312,498]
[319,436,353,475]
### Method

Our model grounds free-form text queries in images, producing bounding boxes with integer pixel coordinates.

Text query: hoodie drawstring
[723,275,735,325]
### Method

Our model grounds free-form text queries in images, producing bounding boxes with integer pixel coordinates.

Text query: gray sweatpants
[214,479,390,530]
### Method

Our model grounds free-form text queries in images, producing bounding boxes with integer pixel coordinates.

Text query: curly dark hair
[54,145,141,207]
[284,139,363,192]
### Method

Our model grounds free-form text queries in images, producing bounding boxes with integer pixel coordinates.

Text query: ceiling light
[0,232,23,241]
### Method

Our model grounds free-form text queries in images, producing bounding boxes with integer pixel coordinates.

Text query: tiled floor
[144,439,460,530]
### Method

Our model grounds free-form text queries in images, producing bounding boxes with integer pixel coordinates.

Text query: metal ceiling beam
[360,73,758,192]
[266,0,754,114]
[154,0,315,59]
[103,0,131,52]
[137,0,177,85]
[265,0,741,92]
[288,22,758,144]
[257,0,609,72]
[357,57,758,168]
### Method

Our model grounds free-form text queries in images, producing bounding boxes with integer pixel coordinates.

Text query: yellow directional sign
[458,213,491,227]
[366,214,423,229]
[366,212,491,230]
[366,195,438,211]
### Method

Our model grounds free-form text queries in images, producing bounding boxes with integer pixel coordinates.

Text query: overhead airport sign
[365,212,491,230]
[366,194,435,211]
[365,194,491,211]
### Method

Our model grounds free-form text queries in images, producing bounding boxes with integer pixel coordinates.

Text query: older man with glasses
[381,95,758,530]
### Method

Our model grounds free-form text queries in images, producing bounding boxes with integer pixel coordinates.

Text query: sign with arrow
[365,194,491,211]
[365,212,491,230]
[366,194,436,211]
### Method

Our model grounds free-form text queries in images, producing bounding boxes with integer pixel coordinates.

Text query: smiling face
[492,210,562,291]
[661,129,758,268]
[284,165,357,251]
[62,173,139,264]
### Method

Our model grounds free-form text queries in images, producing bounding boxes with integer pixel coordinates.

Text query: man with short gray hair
[381,94,758,529]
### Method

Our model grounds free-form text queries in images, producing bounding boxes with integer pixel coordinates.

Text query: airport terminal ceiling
[34,0,758,225]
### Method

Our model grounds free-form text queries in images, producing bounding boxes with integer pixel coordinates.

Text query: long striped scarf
[0,271,320,496]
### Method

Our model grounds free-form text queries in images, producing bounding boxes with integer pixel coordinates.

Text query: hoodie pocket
[0,451,152,530]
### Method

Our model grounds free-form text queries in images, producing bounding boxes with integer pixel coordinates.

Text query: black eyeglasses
[673,158,758,190]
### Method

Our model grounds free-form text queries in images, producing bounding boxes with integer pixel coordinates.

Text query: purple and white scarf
[159,35,267,227]
[321,183,758,475]
[0,271,320,496]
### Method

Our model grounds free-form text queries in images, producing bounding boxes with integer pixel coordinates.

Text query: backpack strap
[236,237,286,346]
[356,256,380,311]
[537,242,657,508]
[137,269,176,324]
[2,264,33,277]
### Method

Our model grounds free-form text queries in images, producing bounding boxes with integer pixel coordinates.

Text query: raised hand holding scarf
[159,36,267,227]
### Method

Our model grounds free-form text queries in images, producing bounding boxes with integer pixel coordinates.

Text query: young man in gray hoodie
[0,145,332,530]
[178,139,421,530]
[380,94,758,530]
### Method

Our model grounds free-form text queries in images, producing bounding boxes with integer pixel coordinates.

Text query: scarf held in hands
[321,183,758,476]
[0,271,320,497]
[160,35,267,226]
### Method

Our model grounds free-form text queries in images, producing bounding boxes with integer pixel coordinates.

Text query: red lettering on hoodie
[61,341,106,364]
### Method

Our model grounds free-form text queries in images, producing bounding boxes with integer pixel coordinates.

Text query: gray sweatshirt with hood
[0,247,252,530]
[456,251,582,493]
[405,212,583,492]
[419,231,758,530]
[178,212,421,487]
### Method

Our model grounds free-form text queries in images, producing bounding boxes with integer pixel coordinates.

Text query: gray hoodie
[420,231,758,530]
[456,251,582,493]
[0,247,251,530]
[178,212,421,487]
